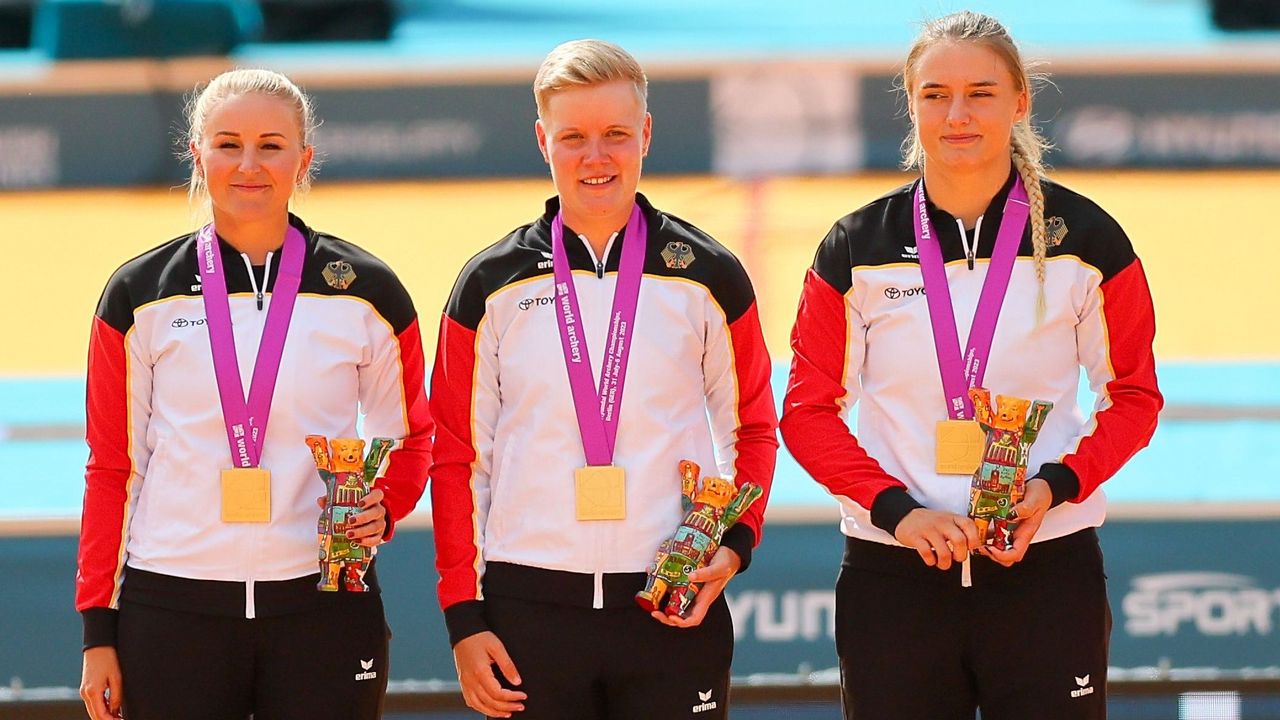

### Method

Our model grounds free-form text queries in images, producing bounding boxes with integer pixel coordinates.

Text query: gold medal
[221,467,271,522]
[935,420,985,475]
[574,465,626,521]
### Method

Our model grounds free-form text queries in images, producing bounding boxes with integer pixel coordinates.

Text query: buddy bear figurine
[967,388,1052,550]
[305,435,394,592]
[635,460,763,618]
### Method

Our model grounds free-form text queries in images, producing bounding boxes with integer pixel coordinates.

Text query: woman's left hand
[978,478,1052,567]
[649,546,741,629]
[316,488,389,547]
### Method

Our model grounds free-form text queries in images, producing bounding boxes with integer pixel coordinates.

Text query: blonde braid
[899,11,1056,321]
[1011,140,1047,322]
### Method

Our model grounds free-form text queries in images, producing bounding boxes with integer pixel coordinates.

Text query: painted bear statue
[305,435,394,592]
[635,460,764,618]
[967,388,1053,550]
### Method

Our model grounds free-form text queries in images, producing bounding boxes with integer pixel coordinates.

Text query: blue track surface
[383,0,1226,60]
[2,0,1262,70]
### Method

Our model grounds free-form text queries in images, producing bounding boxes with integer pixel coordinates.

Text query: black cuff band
[82,607,119,650]
[870,487,925,536]
[720,524,756,574]
[443,599,489,647]
[1033,463,1081,507]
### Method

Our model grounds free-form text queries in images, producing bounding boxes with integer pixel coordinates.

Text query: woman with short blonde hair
[431,39,777,719]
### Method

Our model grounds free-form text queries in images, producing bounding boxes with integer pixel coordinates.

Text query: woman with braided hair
[780,11,1162,720]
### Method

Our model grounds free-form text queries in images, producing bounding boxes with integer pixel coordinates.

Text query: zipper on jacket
[956,216,983,271]
[578,231,619,280]
[240,252,275,311]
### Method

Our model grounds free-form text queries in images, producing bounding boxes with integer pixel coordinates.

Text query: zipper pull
[240,254,265,311]
[596,260,604,279]
[967,215,983,271]
[256,290,264,311]
[958,217,980,271]
[967,250,975,271]
[255,251,275,312]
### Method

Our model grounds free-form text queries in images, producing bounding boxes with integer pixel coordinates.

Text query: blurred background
[1,1,1279,718]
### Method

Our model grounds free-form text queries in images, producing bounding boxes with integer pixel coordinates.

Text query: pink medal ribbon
[551,203,647,466]
[914,177,1030,420]
[197,223,306,468]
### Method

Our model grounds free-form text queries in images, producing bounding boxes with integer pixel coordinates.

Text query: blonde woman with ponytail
[781,11,1161,719]
[77,68,432,720]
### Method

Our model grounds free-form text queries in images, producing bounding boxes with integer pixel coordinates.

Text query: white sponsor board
[0,126,58,188]
[1122,572,1280,637]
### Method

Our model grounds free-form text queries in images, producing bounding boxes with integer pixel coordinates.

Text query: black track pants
[836,529,1110,720]
[116,592,390,720]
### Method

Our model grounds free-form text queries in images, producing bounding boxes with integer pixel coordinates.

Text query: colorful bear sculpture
[305,435,393,592]
[967,388,1052,550]
[636,460,763,618]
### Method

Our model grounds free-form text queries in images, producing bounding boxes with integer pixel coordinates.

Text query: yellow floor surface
[1,170,1277,375]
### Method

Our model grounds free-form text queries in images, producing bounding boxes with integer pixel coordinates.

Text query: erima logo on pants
[355,658,378,682]
[1071,674,1094,698]
[692,689,717,713]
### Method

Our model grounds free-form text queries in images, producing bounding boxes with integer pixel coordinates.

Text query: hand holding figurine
[966,388,1053,551]
[895,508,980,570]
[636,460,762,621]
[978,477,1052,566]
[306,435,394,591]
[650,545,741,628]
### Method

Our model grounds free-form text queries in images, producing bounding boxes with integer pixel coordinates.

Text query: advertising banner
[858,71,1280,169]
[6,517,1275,689]
[0,91,186,189]
[0,79,711,189]
[8,67,1280,189]
[710,65,863,177]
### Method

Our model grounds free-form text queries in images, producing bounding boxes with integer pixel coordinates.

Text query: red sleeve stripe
[1062,259,1163,499]
[77,317,136,612]
[374,317,434,538]
[780,269,904,509]
[429,313,485,609]
[725,301,779,544]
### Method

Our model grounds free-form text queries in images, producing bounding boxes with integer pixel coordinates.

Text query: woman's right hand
[453,631,527,718]
[895,508,980,570]
[80,646,123,719]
